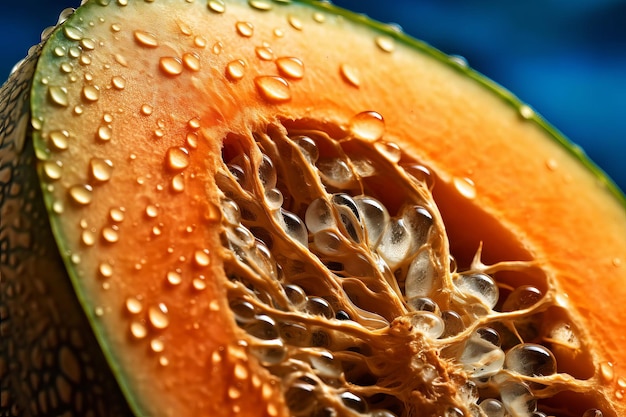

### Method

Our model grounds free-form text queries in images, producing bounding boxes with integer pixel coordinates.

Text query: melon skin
[1,1,626,417]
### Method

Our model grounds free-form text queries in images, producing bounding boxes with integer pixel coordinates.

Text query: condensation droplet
[273,28,284,37]
[160,57,184,76]
[102,226,119,243]
[167,270,182,285]
[236,21,254,38]
[182,52,201,71]
[212,41,223,55]
[166,147,190,171]
[288,15,303,30]
[226,59,246,81]
[64,26,83,41]
[125,297,143,314]
[49,130,70,150]
[141,104,153,116]
[350,111,385,142]
[149,303,170,329]
[276,57,304,80]
[186,132,198,149]
[194,249,211,267]
[340,63,360,87]
[43,161,63,181]
[69,184,93,205]
[255,46,274,61]
[453,177,476,199]
[89,158,113,182]
[519,104,535,120]
[194,36,207,48]
[81,229,96,246]
[134,30,159,48]
[130,320,148,339]
[207,0,226,13]
[49,86,69,107]
[82,85,100,102]
[111,75,126,90]
[99,262,113,278]
[313,12,325,23]
[145,204,159,218]
[255,76,291,103]
[375,36,395,53]
[171,174,185,192]
[150,338,165,353]
[110,207,125,222]
[601,361,615,382]
[193,276,207,291]
[249,0,272,11]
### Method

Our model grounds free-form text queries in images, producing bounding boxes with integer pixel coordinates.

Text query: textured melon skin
[1,0,626,416]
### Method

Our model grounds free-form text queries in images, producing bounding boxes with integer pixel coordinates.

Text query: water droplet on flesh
[160,57,184,76]
[249,0,272,11]
[276,57,304,80]
[207,0,226,13]
[288,15,303,30]
[42,161,63,181]
[236,21,254,37]
[226,59,246,81]
[375,36,394,52]
[134,30,159,48]
[454,177,476,199]
[166,147,190,171]
[148,303,170,329]
[340,63,360,87]
[255,46,274,61]
[182,52,201,71]
[254,76,291,103]
[349,111,385,142]
[49,86,69,107]
[69,184,93,205]
[89,158,113,182]
[125,296,143,314]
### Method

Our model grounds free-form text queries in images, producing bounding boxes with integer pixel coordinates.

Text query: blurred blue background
[1,0,624,193]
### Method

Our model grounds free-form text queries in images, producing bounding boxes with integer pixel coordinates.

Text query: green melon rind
[25,0,626,416]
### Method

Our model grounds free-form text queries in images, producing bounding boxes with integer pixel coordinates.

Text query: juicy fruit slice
[1,0,625,416]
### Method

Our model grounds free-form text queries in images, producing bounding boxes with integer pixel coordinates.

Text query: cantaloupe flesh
[28,0,626,416]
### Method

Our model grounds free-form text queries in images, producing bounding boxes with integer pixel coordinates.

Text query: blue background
[1,0,624,193]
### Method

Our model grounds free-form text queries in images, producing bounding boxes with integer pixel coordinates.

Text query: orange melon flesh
[24,0,626,416]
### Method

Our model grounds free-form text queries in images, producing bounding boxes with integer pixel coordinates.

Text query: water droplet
[453,176,476,199]
[194,36,207,48]
[249,0,272,10]
[111,23,122,32]
[519,104,535,119]
[186,132,198,149]
[49,130,70,150]
[600,361,615,382]
[150,338,165,353]
[613,257,622,267]
[194,249,211,267]
[148,303,170,329]
[171,174,185,192]
[160,57,184,76]
[226,59,246,81]
[349,111,385,142]
[288,15,303,30]
[313,12,325,23]
[236,21,254,37]
[166,270,182,285]
[192,276,207,291]
[80,55,92,66]
[49,86,69,107]
[52,201,64,214]
[134,30,159,48]
[502,285,543,312]
[111,75,126,90]
[273,28,284,37]
[182,52,201,71]
[102,226,119,243]
[82,85,100,102]
[375,36,395,52]
[42,160,63,181]
[141,104,153,115]
[340,63,360,87]
[94,306,105,317]
[73,105,84,115]
[96,262,112,278]
[255,76,291,103]
[69,184,93,205]
[130,320,148,339]
[145,204,158,218]
[255,45,274,61]
[375,141,402,163]
[110,207,125,222]
[89,158,113,183]
[166,147,190,171]
[81,229,96,246]
[276,57,304,80]
[212,41,224,55]
[207,0,226,13]
[95,126,112,145]
[63,25,83,41]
